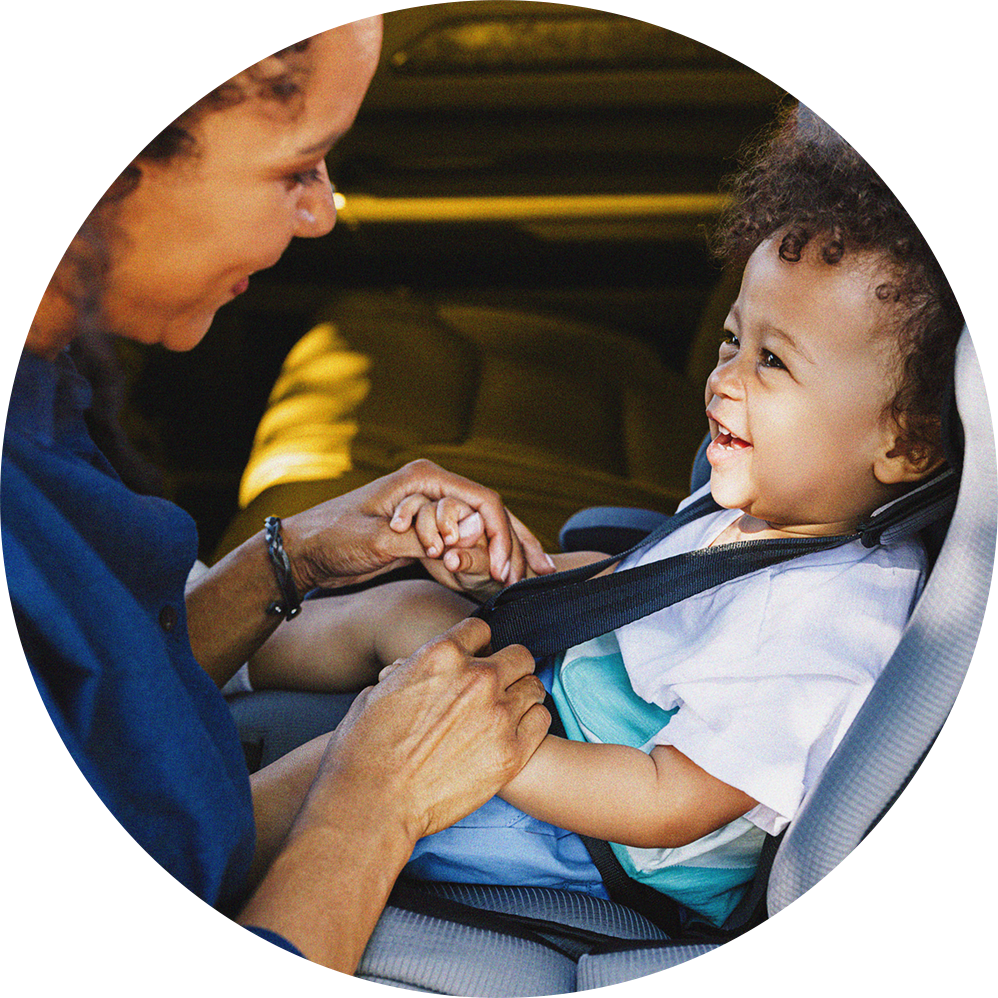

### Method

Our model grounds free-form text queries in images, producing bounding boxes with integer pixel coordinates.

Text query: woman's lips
[231,277,250,297]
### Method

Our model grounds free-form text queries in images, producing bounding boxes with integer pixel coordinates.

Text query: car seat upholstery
[342,0,998,998]
[213,289,710,557]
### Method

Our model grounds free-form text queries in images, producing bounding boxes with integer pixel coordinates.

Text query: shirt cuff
[163,925,326,998]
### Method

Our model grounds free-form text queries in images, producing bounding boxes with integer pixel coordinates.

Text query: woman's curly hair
[712,102,964,467]
[0,0,321,331]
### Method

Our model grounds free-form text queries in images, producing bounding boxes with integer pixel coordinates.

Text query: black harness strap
[475,491,855,655]
[475,470,958,656]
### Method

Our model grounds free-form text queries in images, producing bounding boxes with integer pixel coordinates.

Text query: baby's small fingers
[391,493,430,532]
[435,496,474,547]
[444,543,490,578]
[414,502,445,558]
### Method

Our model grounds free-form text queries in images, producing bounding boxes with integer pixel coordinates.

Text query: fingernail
[545,554,556,569]
[459,512,483,539]
[501,560,510,582]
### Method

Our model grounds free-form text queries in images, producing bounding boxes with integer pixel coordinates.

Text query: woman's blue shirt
[2,350,255,916]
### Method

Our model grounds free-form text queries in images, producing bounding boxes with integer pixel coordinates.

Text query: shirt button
[159,605,178,633]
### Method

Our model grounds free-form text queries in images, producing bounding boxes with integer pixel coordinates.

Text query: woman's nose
[295,163,337,238]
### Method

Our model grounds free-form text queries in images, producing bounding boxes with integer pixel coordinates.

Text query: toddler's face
[704,237,904,536]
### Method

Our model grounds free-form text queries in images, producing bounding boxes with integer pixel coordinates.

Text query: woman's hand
[187,459,553,688]
[317,616,549,838]
[281,459,553,593]
[240,617,549,970]
[388,492,553,601]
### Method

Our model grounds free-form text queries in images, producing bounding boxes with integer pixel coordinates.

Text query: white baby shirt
[552,485,926,923]
[614,484,927,834]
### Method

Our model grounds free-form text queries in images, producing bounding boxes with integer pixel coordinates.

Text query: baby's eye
[760,349,786,370]
[720,330,738,347]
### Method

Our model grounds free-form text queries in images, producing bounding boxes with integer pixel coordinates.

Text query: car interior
[113,1,782,561]
[97,3,994,992]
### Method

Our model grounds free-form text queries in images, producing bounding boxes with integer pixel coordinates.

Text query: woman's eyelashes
[286,164,330,189]
[288,166,322,187]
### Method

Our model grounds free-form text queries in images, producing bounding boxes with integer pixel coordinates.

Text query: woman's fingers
[389,461,516,583]
[291,460,549,591]
[509,510,556,577]
[310,617,549,845]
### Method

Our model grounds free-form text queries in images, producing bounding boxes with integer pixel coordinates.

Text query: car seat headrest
[857,465,959,549]
[799,0,998,137]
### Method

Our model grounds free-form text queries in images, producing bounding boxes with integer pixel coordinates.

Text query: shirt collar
[6,348,94,448]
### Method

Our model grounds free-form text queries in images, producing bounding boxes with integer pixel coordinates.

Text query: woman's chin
[122,312,218,352]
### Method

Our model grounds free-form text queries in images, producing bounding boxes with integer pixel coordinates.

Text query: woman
[2,17,551,973]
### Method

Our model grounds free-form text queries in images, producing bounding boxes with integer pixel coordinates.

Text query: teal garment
[552,648,679,748]
[551,637,764,926]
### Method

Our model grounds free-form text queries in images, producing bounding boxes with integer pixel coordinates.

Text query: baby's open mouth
[713,427,750,450]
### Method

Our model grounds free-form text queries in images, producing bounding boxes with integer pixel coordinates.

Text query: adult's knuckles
[418,632,472,673]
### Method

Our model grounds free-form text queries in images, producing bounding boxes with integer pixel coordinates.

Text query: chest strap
[474,469,957,656]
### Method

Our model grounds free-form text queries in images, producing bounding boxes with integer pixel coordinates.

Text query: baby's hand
[390,493,496,597]
[389,494,509,599]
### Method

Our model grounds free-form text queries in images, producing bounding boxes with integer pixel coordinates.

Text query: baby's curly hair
[712,103,964,467]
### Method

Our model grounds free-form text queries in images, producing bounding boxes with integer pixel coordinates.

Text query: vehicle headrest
[798,0,998,137]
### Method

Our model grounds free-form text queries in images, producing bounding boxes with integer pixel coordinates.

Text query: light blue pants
[405,793,608,896]
[404,660,608,897]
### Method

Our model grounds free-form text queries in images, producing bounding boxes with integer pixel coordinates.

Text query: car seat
[212,288,715,558]
[338,0,998,998]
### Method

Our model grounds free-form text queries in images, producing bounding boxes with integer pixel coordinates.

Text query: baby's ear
[874,423,944,485]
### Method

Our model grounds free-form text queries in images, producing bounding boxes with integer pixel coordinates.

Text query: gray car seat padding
[358,903,580,997]
[756,0,998,988]
[389,886,663,962]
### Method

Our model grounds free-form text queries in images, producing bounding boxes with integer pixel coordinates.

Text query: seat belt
[475,490,852,655]
[473,468,958,936]
[474,468,958,655]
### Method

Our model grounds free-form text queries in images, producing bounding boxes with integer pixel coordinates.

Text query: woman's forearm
[239,618,548,971]
[242,748,418,973]
[185,528,286,686]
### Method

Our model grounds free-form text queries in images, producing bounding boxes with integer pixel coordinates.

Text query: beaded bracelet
[264,516,302,621]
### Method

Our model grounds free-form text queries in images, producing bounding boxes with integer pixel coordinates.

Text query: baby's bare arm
[249,581,475,692]
[499,736,757,849]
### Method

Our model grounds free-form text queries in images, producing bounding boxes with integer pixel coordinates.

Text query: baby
[249,105,964,925]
